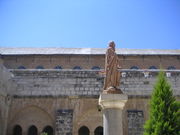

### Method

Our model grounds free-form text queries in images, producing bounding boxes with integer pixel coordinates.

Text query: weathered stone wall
[7,97,102,135]
[122,98,149,135]
[120,70,180,96]
[10,70,103,97]
[56,109,73,135]
[1,52,180,135]
[7,69,180,135]
[1,67,180,135]
[9,96,177,135]
[0,58,16,135]
[127,110,144,135]
[9,69,180,97]
[0,59,16,95]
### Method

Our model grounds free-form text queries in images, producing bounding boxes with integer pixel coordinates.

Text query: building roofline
[0,47,180,55]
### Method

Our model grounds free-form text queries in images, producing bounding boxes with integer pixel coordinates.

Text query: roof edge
[0,47,180,55]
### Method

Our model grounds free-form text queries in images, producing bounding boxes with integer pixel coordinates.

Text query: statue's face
[109,41,115,50]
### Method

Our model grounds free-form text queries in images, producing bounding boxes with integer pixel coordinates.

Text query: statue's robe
[103,47,120,90]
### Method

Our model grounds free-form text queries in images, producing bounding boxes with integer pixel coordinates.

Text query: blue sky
[0,0,180,49]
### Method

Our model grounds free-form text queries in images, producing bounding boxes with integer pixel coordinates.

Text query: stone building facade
[0,48,180,135]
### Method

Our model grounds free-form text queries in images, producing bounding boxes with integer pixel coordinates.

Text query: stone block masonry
[127,110,144,135]
[10,70,104,97]
[56,109,73,135]
[9,69,180,97]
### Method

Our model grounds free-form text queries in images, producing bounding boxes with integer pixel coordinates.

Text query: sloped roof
[0,47,180,55]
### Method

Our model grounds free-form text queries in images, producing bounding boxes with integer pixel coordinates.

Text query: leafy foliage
[41,132,48,135]
[144,71,180,135]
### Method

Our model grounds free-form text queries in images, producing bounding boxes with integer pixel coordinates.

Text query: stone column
[99,93,128,135]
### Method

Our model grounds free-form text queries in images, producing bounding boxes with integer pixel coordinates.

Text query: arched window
[54,66,62,69]
[78,126,89,135]
[28,125,38,135]
[167,66,176,70]
[13,125,22,135]
[94,126,103,135]
[92,66,100,70]
[149,66,157,69]
[36,66,44,69]
[18,66,26,69]
[42,126,53,135]
[73,66,82,70]
[130,66,139,69]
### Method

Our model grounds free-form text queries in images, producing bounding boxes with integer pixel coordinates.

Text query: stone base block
[99,93,128,109]
[103,86,123,94]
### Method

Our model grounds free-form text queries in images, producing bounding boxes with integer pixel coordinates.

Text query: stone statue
[103,41,123,94]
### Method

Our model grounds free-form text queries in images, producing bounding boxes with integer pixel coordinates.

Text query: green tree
[144,71,180,135]
[41,132,48,135]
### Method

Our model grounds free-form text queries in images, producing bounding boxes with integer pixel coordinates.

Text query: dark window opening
[42,126,53,135]
[149,66,157,69]
[36,66,44,69]
[94,126,103,135]
[18,66,26,69]
[73,66,82,70]
[28,125,38,135]
[13,125,22,135]
[130,66,139,69]
[78,126,89,135]
[167,66,176,70]
[92,66,100,70]
[54,66,62,69]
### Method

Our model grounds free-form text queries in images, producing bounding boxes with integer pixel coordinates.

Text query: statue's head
[108,41,115,51]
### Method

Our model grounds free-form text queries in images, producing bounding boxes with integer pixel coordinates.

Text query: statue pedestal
[99,93,128,135]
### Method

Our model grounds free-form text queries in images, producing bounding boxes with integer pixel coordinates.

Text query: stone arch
[94,126,103,135]
[42,125,53,135]
[78,126,90,135]
[9,105,53,135]
[13,125,22,135]
[76,109,103,134]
